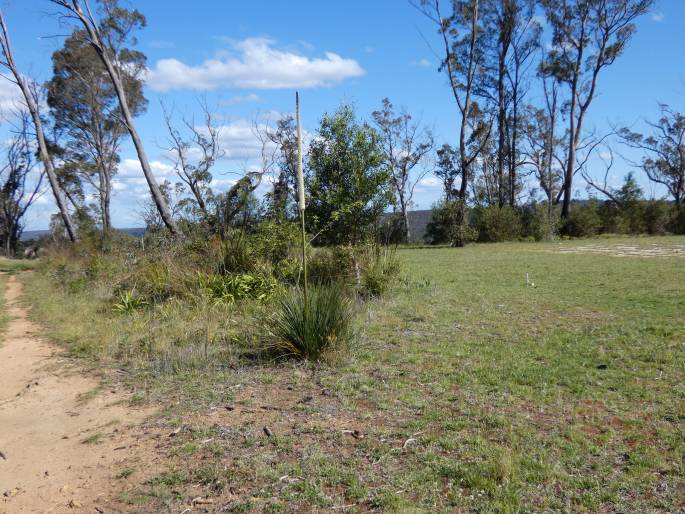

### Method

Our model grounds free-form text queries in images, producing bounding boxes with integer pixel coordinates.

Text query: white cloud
[211,177,238,190]
[207,119,277,161]
[411,58,432,67]
[221,93,260,105]
[118,158,174,178]
[651,12,664,22]
[0,79,25,120]
[146,37,365,91]
[111,179,128,191]
[419,176,441,188]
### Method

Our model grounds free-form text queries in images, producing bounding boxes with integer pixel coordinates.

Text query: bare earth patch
[0,275,158,513]
[557,242,685,257]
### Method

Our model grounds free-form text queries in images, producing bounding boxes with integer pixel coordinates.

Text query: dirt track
[0,274,153,513]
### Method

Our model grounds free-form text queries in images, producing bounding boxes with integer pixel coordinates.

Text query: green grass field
[22,237,685,512]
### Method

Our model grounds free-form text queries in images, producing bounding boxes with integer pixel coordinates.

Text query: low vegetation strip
[22,235,685,512]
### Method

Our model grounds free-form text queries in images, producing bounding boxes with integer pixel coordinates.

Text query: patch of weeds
[76,387,101,404]
[81,432,104,445]
[144,469,189,487]
[192,462,229,492]
[117,467,134,479]
[129,392,145,406]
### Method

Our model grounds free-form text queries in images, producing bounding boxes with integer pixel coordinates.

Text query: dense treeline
[0,0,682,257]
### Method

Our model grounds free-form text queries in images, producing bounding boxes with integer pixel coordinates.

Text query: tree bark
[497,49,507,207]
[67,0,180,235]
[0,11,78,242]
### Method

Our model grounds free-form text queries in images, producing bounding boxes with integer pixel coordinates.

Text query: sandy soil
[0,275,155,514]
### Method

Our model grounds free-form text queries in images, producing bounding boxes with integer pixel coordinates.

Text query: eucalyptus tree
[618,105,685,216]
[415,0,491,246]
[540,0,654,224]
[0,9,78,241]
[372,98,433,242]
[46,23,147,234]
[265,116,298,223]
[49,0,180,235]
[434,143,461,201]
[481,0,540,207]
[522,74,564,217]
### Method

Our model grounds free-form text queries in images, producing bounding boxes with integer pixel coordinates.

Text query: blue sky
[1,0,683,230]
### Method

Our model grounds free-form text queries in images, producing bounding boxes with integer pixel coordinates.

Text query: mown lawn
[23,237,685,512]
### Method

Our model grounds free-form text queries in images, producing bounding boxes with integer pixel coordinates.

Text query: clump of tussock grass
[269,284,354,361]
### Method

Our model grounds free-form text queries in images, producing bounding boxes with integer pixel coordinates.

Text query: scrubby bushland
[307,244,401,298]
[472,206,523,243]
[424,200,477,246]
[31,224,400,369]
[423,198,683,245]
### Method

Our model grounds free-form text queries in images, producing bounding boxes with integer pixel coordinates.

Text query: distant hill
[381,210,432,244]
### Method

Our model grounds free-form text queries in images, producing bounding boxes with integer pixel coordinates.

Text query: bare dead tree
[163,100,223,223]
[265,115,298,222]
[372,98,434,242]
[581,145,622,203]
[49,0,180,235]
[504,1,540,207]
[215,119,276,235]
[0,112,45,256]
[0,9,78,242]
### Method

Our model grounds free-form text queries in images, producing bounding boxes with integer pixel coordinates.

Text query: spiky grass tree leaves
[269,284,353,362]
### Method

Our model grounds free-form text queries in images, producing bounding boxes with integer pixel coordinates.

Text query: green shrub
[308,246,355,285]
[359,246,401,298]
[269,284,354,361]
[472,205,522,242]
[307,245,400,297]
[424,200,476,246]
[642,200,672,235]
[671,206,685,234]
[198,272,279,305]
[140,261,173,302]
[113,289,148,314]
[564,202,602,237]
[523,204,560,241]
[250,222,301,264]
